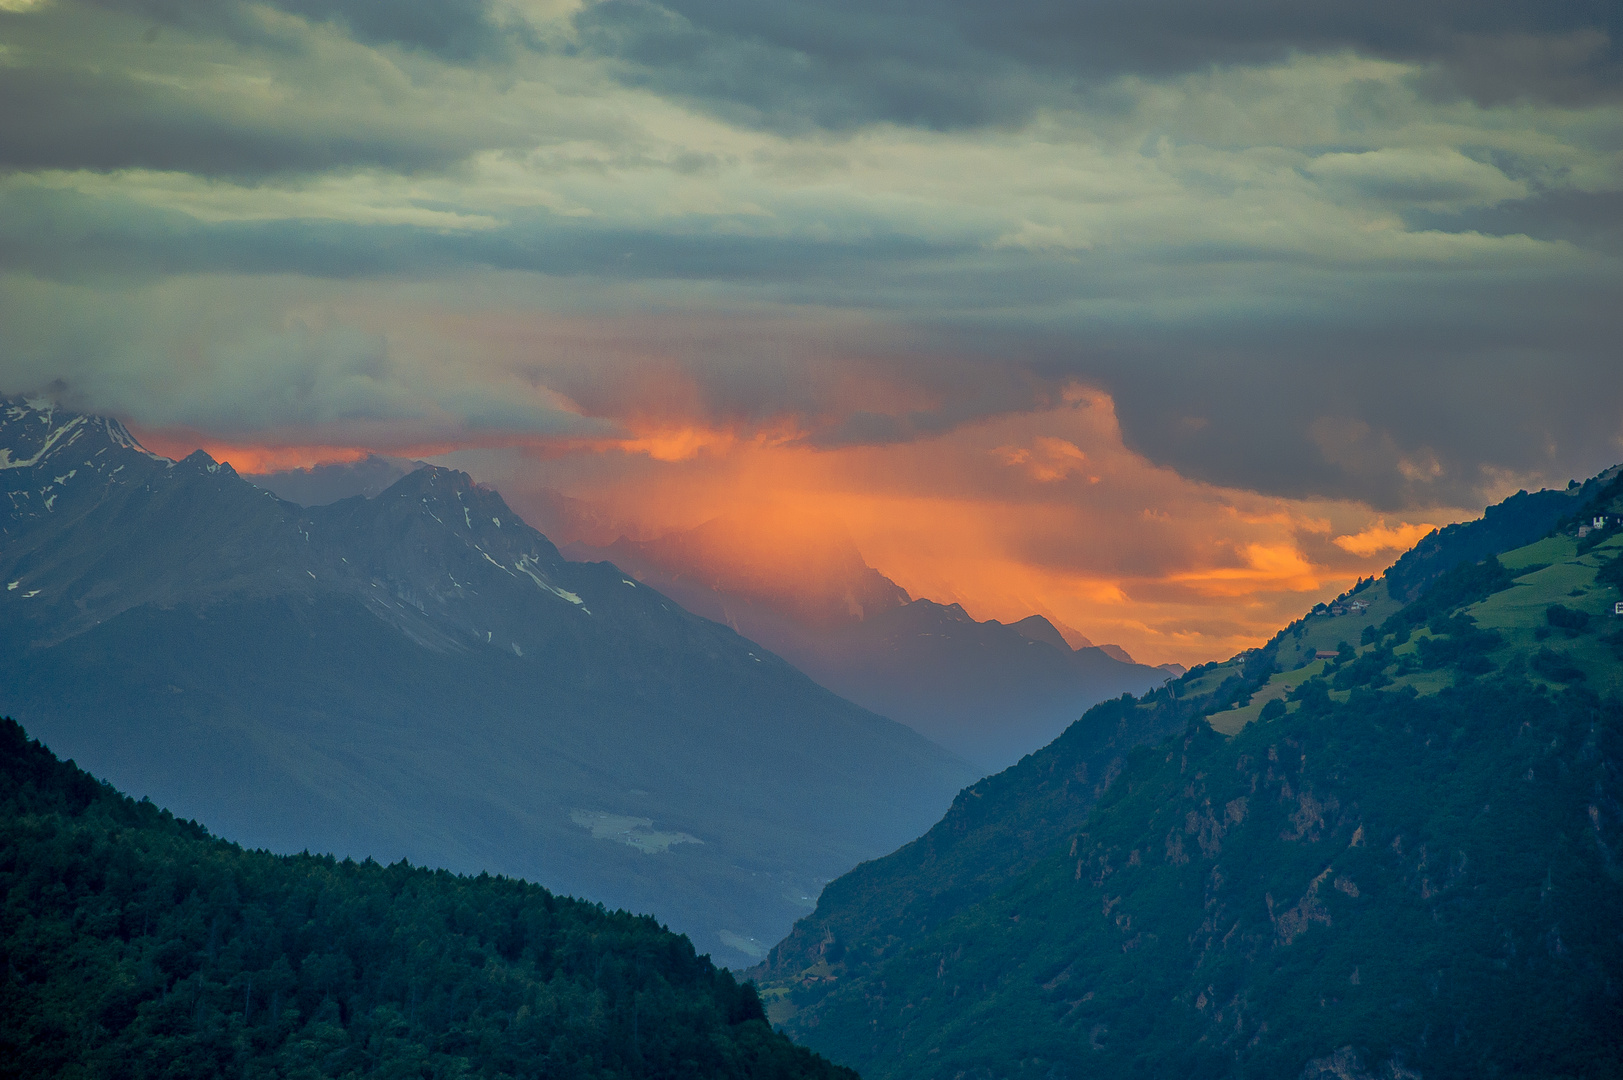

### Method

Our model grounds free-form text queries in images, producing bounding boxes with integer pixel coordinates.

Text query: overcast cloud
[576,0,1623,132]
[2,0,1620,586]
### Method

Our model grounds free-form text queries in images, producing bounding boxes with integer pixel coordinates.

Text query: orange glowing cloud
[473,383,1466,666]
[130,431,374,474]
[129,423,511,475]
[992,437,1091,482]
[1166,543,1324,597]
[126,376,1470,668]
[600,417,810,463]
[1332,519,1438,557]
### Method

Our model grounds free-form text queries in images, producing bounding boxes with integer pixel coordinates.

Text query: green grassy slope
[1380,482,1592,601]
[1206,532,1623,736]
[0,719,855,1080]
[763,475,1623,1079]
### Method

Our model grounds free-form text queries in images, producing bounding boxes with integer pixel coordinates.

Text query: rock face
[0,398,976,968]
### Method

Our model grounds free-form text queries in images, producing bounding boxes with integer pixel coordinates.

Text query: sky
[2,0,1621,664]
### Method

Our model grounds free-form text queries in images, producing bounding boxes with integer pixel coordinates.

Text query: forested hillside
[760,476,1623,1079]
[752,685,1194,1019]
[0,719,854,1080]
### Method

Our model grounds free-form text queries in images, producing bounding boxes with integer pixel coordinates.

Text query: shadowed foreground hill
[0,718,855,1080]
[759,473,1623,1079]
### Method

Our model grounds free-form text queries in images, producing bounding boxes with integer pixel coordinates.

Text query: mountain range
[565,521,1178,772]
[0,399,976,969]
[9,400,1622,1077]
[755,467,1623,1078]
[256,457,1177,772]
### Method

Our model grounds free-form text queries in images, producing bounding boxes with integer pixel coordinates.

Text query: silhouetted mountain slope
[1006,614,1073,651]
[571,522,1168,771]
[600,516,912,632]
[0,399,975,968]
[0,718,856,1080]
[787,600,1171,772]
[758,471,1623,1079]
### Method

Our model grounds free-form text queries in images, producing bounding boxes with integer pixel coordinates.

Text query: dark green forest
[0,719,855,1080]
[800,673,1623,1079]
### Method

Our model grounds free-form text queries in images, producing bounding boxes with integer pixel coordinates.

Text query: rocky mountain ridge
[250,453,1175,772]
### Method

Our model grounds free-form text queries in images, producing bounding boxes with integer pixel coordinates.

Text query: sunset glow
[5,0,1623,1063]
[129,386,1469,666]
[130,435,374,476]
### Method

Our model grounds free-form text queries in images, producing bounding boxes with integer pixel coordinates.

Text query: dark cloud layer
[1403,189,1623,255]
[575,0,1044,132]
[24,0,1612,146]
[0,0,550,179]
[80,0,513,61]
[273,0,511,59]
[1,0,1618,522]
[577,0,1623,132]
[0,187,961,282]
[5,171,1619,514]
[0,66,485,177]
[1098,345,1623,512]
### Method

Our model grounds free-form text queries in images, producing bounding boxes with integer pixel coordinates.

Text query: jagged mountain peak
[348,462,570,572]
[2,400,176,535]
[1,403,902,684]
[384,461,465,494]
[175,448,238,476]
[575,513,1167,770]
[369,461,517,522]
[1,397,164,475]
[1003,614,1070,651]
